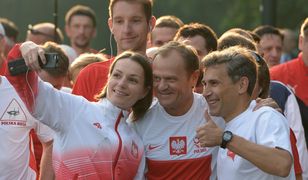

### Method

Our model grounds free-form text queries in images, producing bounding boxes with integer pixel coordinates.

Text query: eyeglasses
[28,24,55,39]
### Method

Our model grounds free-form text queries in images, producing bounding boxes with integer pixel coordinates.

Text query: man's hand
[20,41,46,71]
[196,109,223,147]
[254,97,282,113]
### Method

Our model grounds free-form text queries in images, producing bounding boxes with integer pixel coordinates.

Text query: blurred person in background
[69,53,106,86]
[174,22,218,93]
[149,15,183,47]
[65,5,97,55]
[270,17,308,153]
[280,28,299,63]
[26,22,63,45]
[0,17,19,56]
[253,25,283,68]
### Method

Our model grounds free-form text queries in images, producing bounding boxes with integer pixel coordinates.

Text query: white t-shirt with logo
[0,76,54,180]
[217,100,295,180]
[132,93,225,180]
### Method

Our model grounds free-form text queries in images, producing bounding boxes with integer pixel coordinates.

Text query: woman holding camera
[5,42,153,180]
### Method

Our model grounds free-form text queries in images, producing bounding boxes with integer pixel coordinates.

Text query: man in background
[72,0,156,101]
[253,25,283,68]
[174,22,217,93]
[26,22,63,45]
[270,17,308,151]
[149,15,183,47]
[65,5,97,55]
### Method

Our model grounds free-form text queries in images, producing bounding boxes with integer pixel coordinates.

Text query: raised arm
[5,42,88,132]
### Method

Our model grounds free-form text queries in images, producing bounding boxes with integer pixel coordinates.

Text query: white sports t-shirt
[132,93,225,180]
[0,76,54,180]
[217,100,295,180]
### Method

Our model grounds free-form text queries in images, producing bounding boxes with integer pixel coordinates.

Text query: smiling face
[202,64,242,121]
[153,50,198,116]
[107,58,148,110]
[109,1,153,55]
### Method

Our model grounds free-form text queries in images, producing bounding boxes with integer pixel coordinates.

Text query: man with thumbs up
[197,46,294,179]
[131,41,225,180]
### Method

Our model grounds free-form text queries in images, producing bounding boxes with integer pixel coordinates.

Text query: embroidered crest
[169,136,187,155]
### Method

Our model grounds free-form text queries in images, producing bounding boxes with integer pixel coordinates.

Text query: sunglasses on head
[249,50,266,65]
[28,24,55,39]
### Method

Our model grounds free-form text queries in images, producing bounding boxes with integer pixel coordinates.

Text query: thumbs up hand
[196,109,223,147]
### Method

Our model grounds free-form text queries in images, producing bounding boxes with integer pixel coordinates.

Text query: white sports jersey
[33,79,145,180]
[271,80,308,179]
[132,93,225,180]
[0,76,53,180]
[217,100,295,180]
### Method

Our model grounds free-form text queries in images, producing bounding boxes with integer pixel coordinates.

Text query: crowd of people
[0,0,307,179]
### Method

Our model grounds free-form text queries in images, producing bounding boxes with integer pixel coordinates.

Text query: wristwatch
[221,131,233,149]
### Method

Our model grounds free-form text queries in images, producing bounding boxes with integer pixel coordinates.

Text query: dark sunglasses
[250,51,266,65]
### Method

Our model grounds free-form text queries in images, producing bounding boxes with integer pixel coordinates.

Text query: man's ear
[108,18,113,33]
[238,76,249,95]
[299,35,304,51]
[191,69,200,87]
[149,16,156,32]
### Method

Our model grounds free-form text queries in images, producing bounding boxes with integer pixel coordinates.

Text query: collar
[97,98,129,118]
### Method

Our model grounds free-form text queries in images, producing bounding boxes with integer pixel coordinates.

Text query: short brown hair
[155,41,199,76]
[224,28,254,41]
[65,5,96,27]
[253,25,283,41]
[69,53,106,83]
[109,0,153,23]
[155,15,184,29]
[0,18,18,41]
[96,51,153,121]
[218,32,257,51]
[174,23,218,53]
[42,42,69,77]
[202,46,258,96]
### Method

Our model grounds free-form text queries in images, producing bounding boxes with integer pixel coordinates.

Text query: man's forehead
[153,56,188,78]
[112,1,146,18]
[204,64,228,76]
[260,34,282,42]
[70,15,93,23]
[153,51,185,66]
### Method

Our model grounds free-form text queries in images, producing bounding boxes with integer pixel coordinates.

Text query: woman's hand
[20,41,46,71]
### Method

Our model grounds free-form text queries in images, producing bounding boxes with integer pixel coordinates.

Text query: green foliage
[0,0,307,51]
[153,0,307,35]
[219,0,261,32]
